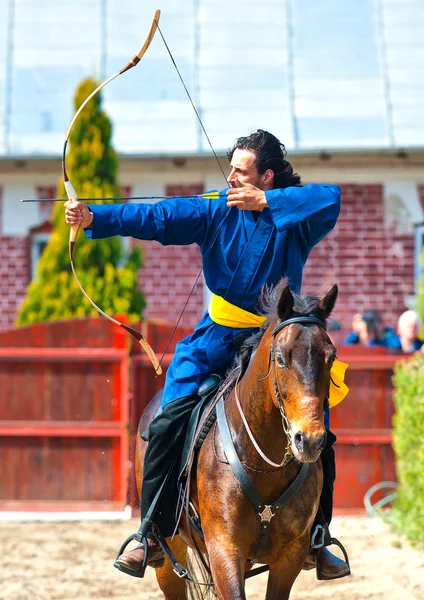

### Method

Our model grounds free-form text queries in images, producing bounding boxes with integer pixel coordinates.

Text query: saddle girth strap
[216,397,309,554]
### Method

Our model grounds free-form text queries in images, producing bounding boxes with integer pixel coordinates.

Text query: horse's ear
[277,285,294,321]
[319,284,338,318]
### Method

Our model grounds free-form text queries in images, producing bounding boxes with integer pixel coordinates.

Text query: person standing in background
[391,310,423,353]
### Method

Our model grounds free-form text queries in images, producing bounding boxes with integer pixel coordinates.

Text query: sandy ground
[0,516,423,600]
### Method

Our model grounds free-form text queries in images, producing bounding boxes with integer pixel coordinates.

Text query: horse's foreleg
[207,541,247,600]
[155,536,187,600]
[265,536,310,600]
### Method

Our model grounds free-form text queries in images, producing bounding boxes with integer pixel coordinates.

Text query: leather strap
[272,460,309,507]
[217,396,310,553]
[272,316,326,337]
[217,398,265,510]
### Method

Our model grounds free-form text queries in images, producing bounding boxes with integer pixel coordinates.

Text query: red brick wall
[138,183,417,334]
[0,237,31,330]
[0,182,418,336]
[136,184,204,329]
[303,184,415,337]
[137,241,203,328]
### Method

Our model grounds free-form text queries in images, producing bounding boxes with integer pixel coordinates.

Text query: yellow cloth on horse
[328,360,349,408]
[208,294,349,407]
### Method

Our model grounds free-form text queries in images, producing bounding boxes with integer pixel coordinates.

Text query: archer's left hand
[226,183,268,211]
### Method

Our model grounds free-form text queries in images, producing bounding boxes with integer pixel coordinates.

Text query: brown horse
[134,283,338,599]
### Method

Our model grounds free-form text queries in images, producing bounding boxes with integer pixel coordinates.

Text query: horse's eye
[276,354,287,369]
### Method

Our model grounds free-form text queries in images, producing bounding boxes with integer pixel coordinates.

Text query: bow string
[63,9,162,375]
[63,8,230,374]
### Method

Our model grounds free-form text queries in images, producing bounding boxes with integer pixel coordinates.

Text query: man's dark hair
[227,129,301,188]
[361,310,382,335]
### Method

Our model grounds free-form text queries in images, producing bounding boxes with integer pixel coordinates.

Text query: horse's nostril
[294,431,326,454]
[317,432,327,451]
[294,432,304,450]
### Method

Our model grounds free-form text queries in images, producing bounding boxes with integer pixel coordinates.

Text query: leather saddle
[178,373,222,480]
[140,373,223,477]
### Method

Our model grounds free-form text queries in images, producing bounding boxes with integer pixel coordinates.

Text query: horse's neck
[225,362,290,474]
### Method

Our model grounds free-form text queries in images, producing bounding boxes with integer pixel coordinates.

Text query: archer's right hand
[64,200,93,229]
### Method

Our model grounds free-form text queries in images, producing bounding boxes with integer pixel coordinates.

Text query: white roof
[0,0,423,156]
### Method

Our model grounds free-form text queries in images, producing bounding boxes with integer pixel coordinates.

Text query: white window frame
[31,232,51,280]
[414,223,424,293]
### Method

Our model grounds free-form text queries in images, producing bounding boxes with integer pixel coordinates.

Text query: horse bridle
[270,315,328,462]
[234,315,328,469]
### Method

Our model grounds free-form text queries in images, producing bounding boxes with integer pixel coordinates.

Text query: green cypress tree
[17,77,145,325]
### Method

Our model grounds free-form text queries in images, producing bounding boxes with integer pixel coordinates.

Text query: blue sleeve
[265,184,341,247]
[343,332,360,345]
[84,198,208,247]
[385,333,402,350]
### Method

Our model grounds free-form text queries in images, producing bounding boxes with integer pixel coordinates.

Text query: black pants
[314,429,337,528]
[141,395,337,537]
[141,395,200,537]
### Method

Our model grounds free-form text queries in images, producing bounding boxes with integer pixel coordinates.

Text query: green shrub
[17,77,145,326]
[392,355,424,544]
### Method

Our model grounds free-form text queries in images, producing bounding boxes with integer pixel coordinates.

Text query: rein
[235,315,327,468]
[235,375,290,468]
[215,314,328,558]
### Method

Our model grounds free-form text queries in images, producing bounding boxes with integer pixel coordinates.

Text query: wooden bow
[63,9,162,375]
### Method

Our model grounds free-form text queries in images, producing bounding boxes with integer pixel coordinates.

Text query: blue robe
[86,184,340,406]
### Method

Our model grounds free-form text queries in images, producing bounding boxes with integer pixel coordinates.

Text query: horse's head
[267,284,338,463]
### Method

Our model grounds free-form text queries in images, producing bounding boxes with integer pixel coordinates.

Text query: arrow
[20,191,223,202]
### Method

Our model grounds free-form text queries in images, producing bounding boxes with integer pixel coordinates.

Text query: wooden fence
[0,319,404,512]
[332,346,403,511]
[0,319,131,512]
[0,318,192,513]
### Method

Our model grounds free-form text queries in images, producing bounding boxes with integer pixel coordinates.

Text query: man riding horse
[65,129,350,581]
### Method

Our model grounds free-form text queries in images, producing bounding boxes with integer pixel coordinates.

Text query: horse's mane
[227,281,330,383]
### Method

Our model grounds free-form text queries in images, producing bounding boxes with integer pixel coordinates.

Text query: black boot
[115,538,165,574]
[114,394,200,577]
[304,429,351,581]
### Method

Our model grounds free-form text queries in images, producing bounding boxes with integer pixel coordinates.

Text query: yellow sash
[208,294,349,407]
[208,294,266,328]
